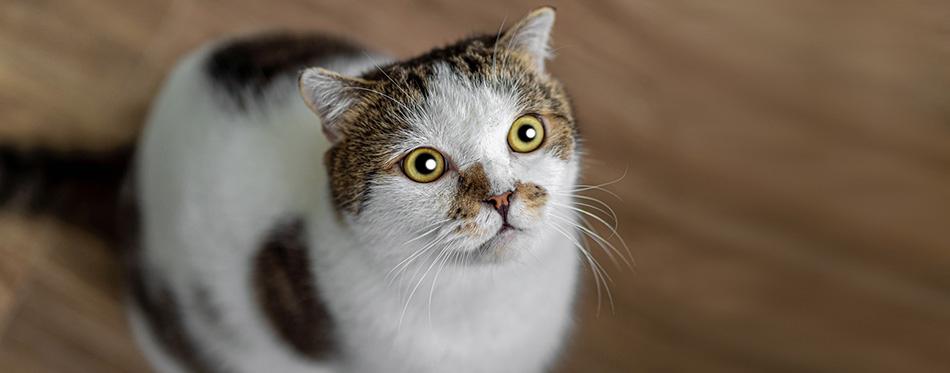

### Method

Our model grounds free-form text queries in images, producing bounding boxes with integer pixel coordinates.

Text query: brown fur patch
[454,221,480,236]
[449,162,491,220]
[543,112,576,161]
[254,218,335,360]
[131,275,219,372]
[207,32,365,110]
[128,270,220,373]
[514,181,549,215]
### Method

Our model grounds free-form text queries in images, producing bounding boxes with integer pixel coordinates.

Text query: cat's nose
[484,191,514,220]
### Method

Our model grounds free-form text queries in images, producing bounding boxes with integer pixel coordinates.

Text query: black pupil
[414,153,437,174]
[518,124,537,143]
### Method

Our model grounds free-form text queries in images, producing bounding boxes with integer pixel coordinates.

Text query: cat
[132,6,581,373]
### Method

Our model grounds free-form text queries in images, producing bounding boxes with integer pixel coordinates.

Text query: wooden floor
[2,0,949,372]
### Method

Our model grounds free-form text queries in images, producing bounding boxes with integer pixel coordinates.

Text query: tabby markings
[449,162,491,221]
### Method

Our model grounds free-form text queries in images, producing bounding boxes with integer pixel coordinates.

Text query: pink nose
[485,191,513,211]
[485,191,513,224]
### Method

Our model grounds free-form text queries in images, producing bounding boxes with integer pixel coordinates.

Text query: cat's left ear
[499,6,557,71]
[299,67,371,143]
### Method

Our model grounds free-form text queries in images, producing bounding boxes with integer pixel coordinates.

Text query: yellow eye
[508,115,545,153]
[403,147,446,183]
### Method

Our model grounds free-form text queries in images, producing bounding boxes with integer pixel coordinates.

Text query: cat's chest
[313,233,579,373]
[343,285,575,373]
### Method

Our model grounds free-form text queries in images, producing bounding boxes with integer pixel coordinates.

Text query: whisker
[501,20,524,75]
[552,200,618,235]
[548,221,615,315]
[387,232,446,287]
[342,86,413,114]
[548,192,621,228]
[573,201,620,235]
[550,213,622,269]
[400,245,448,331]
[551,201,632,266]
[401,220,448,246]
[578,215,634,270]
[570,167,628,201]
[572,166,628,192]
[552,212,632,270]
[549,213,618,287]
[427,244,456,328]
[572,185,623,202]
[363,52,421,107]
[394,234,444,308]
[548,219,612,285]
[491,15,508,79]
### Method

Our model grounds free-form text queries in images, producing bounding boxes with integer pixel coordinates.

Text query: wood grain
[1,0,948,372]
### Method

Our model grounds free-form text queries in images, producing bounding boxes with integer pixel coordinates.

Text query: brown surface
[1,0,949,372]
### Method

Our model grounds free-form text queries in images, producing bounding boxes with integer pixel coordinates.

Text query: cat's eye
[403,147,446,183]
[507,115,545,153]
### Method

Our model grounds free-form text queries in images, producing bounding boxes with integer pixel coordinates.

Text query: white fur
[132,26,580,373]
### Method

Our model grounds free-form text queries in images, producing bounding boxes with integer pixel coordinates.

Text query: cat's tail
[0,145,134,242]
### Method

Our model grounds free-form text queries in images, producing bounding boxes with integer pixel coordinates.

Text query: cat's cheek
[509,204,543,229]
[453,221,481,237]
[509,183,550,228]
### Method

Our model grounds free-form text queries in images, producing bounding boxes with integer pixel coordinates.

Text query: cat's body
[128,8,583,373]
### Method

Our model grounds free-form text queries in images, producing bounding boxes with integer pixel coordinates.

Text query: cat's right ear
[299,67,370,143]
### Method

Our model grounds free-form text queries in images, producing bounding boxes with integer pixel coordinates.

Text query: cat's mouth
[492,221,520,240]
[471,223,521,256]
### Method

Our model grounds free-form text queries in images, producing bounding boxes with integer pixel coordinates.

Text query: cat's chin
[462,225,528,264]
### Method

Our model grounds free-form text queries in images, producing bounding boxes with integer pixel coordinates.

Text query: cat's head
[300,7,579,264]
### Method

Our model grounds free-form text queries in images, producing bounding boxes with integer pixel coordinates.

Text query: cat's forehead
[371,34,500,80]
[397,63,522,164]
[367,37,542,161]
[365,34,536,103]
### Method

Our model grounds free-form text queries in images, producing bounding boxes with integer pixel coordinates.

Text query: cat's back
[130,32,383,373]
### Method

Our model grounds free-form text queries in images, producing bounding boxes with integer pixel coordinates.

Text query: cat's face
[302,8,577,264]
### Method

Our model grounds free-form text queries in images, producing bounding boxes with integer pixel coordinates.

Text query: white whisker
[387,231,447,288]
[565,200,619,234]
[491,15,508,79]
[552,212,632,270]
[570,166,628,201]
[342,86,413,114]
[549,191,621,229]
[427,244,456,328]
[548,220,614,314]
[550,201,632,267]
[401,221,448,246]
[400,245,448,331]
[364,52,422,108]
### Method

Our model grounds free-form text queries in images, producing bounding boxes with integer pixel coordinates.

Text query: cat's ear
[499,6,557,71]
[299,67,371,143]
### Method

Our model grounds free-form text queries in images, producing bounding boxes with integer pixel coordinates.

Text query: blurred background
[1,0,948,372]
